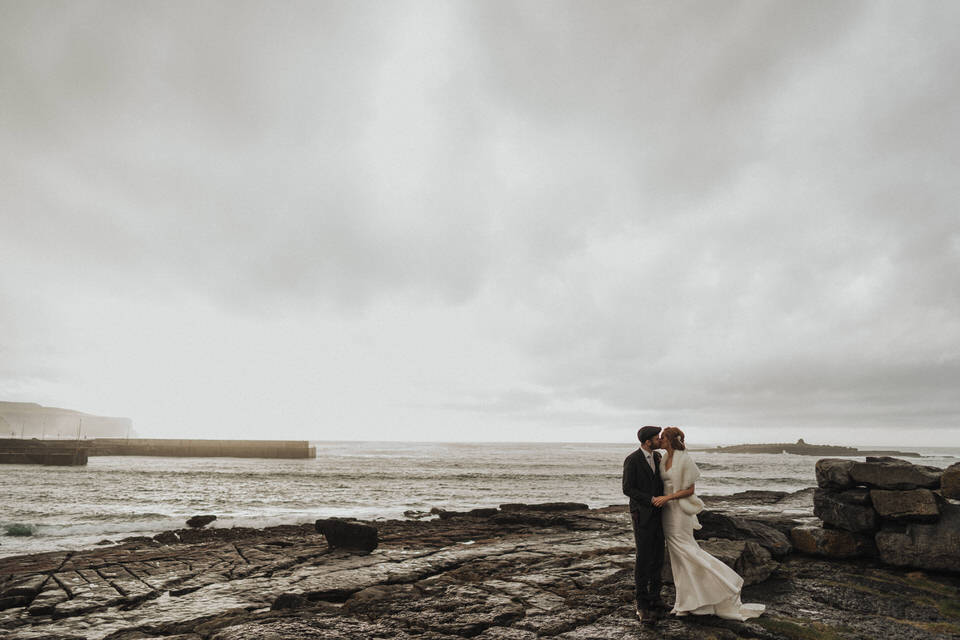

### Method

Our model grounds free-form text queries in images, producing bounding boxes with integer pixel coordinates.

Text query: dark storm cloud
[1,1,958,438]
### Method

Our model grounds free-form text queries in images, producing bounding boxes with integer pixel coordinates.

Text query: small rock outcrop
[797,457,957,572]
[186,515,217,529]
[695,511,792,557]
[315,518,378,553]
[153,530,180,544]
[662,538,777,586]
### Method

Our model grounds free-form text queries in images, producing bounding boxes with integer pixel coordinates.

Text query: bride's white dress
[661,452,765,620]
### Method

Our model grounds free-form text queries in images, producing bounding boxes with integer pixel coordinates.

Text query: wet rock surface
[814,488,879,533]
[694,511,792,557]
[850,457,942,490]
[816,458,857,489]
[871,489,941,522]
[1,499,958,639]
[790,525,877,559]
[876,503,960,573]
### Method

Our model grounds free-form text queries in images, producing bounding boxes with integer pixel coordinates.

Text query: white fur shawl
[669,450,705,518]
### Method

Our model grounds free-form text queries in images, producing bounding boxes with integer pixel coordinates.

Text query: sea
[2,441,957,559]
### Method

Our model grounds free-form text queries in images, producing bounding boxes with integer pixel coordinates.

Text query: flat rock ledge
[2,500,959,640]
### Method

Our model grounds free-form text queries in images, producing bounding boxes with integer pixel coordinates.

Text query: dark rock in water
[694,511,792,557]
[875,502,960,572]
[271,592,309,610]
[814,488,878,533]
[790,525,877,558]
[95,539,113,545]
[153,530,180,544]
[723,490,788,504]
[850,457,942,490]
[816,458,857,489]
[941,462,960,499]
[871,489,941,522]
[662,538,777,586]
[4,523,37,537]
[498,502,589,512]
[186,515,217,529]
[315,518,378,553]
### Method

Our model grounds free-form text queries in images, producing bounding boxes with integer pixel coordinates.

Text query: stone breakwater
[794,457,960,573]
[1,490,959,639]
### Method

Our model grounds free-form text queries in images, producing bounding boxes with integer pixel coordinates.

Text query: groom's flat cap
[637,426,661,443]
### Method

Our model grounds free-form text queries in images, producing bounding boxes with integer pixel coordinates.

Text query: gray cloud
[1,1,958,441]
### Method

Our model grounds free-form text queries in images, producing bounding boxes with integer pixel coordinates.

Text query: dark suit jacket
[622,448,664,524]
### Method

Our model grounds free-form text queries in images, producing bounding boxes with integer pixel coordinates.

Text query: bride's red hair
[661,426,686,451]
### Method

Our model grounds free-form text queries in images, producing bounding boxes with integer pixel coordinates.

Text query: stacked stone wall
[791,457,960,573]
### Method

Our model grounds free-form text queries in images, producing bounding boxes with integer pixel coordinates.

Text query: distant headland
[0,400,132,439]
[697,438,921,457]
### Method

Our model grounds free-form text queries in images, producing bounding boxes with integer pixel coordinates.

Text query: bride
[652,427,765,620]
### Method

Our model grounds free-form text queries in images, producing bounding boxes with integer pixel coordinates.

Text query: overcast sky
[1,1,958,446]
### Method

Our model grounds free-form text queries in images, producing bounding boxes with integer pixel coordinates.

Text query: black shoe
[636,607,658,626]
[649,599,669,612]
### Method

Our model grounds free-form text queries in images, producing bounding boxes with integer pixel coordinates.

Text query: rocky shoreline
[1,473,959,639]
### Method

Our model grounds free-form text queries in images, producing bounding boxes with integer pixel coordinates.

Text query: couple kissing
[622,425,765,627]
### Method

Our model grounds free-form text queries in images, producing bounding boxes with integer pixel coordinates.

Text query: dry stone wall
[791,456,959,573]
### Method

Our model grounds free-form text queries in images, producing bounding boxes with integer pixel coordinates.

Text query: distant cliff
[700,438,920,457]
[0,401,133,439]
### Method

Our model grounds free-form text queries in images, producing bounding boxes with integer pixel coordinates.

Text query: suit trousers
[630,509,665,608]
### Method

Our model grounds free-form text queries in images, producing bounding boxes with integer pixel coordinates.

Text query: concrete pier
[88,438,316,459]
[0,438,89,465]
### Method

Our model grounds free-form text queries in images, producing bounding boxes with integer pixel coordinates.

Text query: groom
[622,425,666,625]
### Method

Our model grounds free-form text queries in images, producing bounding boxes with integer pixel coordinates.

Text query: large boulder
[315,518,378,553]
[874,502,960,573]
[694,511,792,557]
[849,457,941,490]
[815,458,857,489]
[813,488,878,533]
[790,525,876,558]
[941,462,960,500]
[870,489,940,522]
[662,538,777,586]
